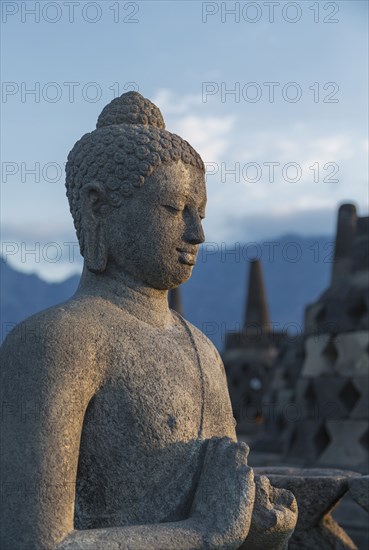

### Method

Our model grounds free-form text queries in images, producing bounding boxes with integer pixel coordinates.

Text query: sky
[1,0,368,280]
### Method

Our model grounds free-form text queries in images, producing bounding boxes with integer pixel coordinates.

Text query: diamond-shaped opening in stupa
[314,422,331,457]
[322,337,339,369]
[359,429,369,451]
[347,296,368,321]
[339,380,361,413]
[304,381,317,407]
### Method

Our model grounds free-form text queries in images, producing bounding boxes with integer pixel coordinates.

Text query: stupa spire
[332,203,357,284]
[244,259,269,332]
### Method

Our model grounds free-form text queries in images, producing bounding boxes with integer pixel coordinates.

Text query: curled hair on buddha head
[65,91,205,260]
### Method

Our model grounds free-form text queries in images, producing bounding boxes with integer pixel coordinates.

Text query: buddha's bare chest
[75,317,236,526]
[81,319,235,446]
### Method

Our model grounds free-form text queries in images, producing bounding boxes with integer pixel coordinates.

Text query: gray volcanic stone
[301,332,369,379]
[223,259,285,438]
[255,467,359,549]
[0,92,297,549]
[304,273,369,336]
[239,475,297,550]
[349,476,369,512]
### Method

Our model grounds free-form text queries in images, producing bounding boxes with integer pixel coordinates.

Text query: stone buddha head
[65,92,206,290]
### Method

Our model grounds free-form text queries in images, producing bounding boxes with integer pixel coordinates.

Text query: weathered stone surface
[333,332,369,377]
[289,515,358,550]
[255,467,359,549]
[348,380,369,420]
[240,475,297,550]
[224,346,276,433]
[304,271,369,336]
[223,259,284,438]
[319,421,369,469]
[252,335,306,455]
[301,332,369,378]
[294,377,367,420]
[287,419,369,471]
[0,92,297,549]
[349,476,369,512]
[331,203,357,285]
[332,492,369,550]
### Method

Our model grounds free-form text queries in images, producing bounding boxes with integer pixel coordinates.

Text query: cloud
[361,139,369,152]
[153,88,235,163]
[202,123,367,240]
[173,115,235,164]
[234,127,356,165]
[153,89,203,116]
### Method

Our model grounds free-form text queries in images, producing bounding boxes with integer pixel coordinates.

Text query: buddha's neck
[75,263,175,329]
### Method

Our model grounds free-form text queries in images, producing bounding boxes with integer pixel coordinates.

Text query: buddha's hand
[190,437,255,550]
[240,474,298,550]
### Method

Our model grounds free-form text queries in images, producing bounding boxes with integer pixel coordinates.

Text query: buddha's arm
[56,520,205,549]
[0,321,99,550]
[57,438,254,550]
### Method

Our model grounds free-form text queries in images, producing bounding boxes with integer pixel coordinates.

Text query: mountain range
[0,235,332,349]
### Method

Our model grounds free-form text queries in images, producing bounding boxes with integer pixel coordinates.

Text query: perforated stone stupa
[287,203,369,471]
[223,260,285,436]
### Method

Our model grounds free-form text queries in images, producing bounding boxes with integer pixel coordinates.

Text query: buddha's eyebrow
[160,191,188,203]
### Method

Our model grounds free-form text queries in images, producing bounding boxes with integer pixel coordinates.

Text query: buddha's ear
[81,182,108,274]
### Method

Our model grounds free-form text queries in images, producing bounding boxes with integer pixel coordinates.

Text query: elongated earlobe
[81,182,108,274]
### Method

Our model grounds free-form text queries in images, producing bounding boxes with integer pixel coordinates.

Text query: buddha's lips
[177,248,197,266]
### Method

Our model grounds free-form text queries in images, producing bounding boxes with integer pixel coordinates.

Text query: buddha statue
[0,92,297,549]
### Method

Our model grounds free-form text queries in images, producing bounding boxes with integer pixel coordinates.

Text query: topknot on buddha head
[96,91,166,129]
[65,91,205,259]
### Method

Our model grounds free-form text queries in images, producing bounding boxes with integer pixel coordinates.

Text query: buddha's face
[105,160,206,289]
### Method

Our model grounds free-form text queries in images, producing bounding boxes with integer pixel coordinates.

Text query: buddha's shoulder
[0,295,113,357]
[0,298,109,396]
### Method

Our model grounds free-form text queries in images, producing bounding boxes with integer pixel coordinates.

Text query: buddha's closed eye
[163,204,205,221]
[162,204,183,214]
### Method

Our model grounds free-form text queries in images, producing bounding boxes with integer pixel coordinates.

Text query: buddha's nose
[184,214,205,245]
